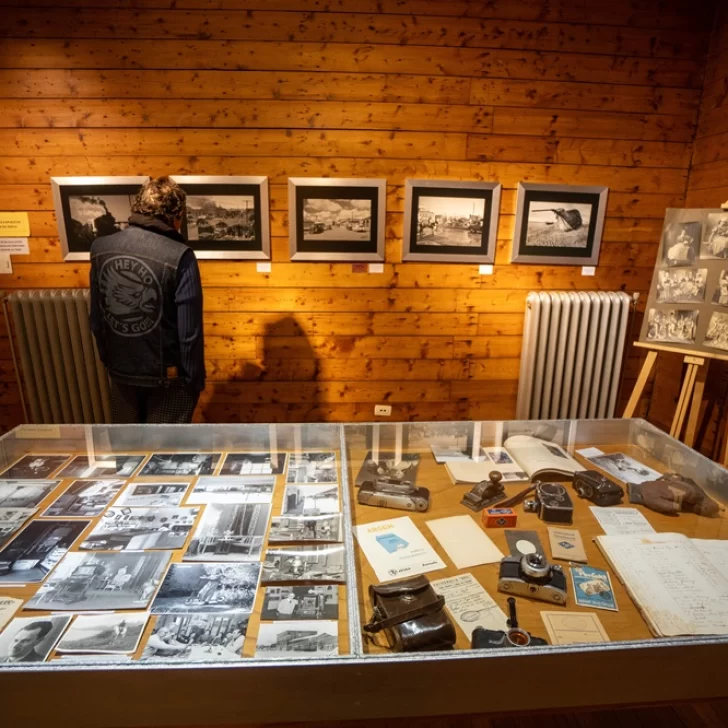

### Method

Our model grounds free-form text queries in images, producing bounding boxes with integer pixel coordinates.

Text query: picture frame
[402,179,500,263]
[511,182,608,265]
[51,176,150,261]
[171,175,270,260]
[288,177,386,262]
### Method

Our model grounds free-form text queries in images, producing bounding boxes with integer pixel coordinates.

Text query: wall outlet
[374,404,392,417]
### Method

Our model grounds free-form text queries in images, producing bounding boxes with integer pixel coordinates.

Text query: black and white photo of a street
[255,620,338,658]
[705,312,728,352]
[656,268,707,304]
[66,194,134,251]
[526,201,592,248]
[415,195,485,247]
[646,308,698,344]
[281,485,339,517]
[303,199,371,241]
[186,195,255,242]
[261,545,345,583]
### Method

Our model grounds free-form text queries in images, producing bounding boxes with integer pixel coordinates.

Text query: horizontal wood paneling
[0,0,713,433]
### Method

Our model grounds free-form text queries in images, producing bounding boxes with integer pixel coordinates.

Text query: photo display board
[639,208,728,357]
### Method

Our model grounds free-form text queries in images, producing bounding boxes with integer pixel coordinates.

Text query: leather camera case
[362,575,456,652]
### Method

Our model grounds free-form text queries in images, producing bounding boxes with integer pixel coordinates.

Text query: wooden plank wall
[0,0,716,431]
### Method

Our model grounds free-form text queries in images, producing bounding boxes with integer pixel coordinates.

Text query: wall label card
[0,212,30,237]
[0,238,29,254]
[548,527,588,563]
[426,515,503,569]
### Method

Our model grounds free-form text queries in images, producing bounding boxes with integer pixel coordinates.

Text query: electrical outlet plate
[374,405,392,416]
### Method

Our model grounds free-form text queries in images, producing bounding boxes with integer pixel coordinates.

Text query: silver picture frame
[288,177,386,262]
[171,175,270,260]
[51,176,150,261]
[402,179,501,263]
[511,182,608,265]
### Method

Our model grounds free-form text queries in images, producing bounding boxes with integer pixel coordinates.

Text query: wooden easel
[623,341,728,466]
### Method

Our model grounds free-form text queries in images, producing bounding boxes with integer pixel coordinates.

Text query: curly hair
[131,176,187,225]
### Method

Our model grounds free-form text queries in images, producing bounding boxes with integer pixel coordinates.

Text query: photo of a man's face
[9,624,48,660]
[0,615,71,663]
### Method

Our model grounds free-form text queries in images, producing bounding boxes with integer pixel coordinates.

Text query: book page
[597,533,728,637]
[692,540,728,582]
[503,435,585,479]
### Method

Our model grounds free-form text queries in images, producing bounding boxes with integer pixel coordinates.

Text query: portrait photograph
[42,479,126,518]
[261,545,345,583]
[114,482,191,508]
[140,453,221,477]
[1,455,71,480]
[281,485,340,517]
[656,268,707,304]
[151,562,260,614]
[255,620,338,659]
[57,454,145,480]
[186,476,275,505]
[700,212,728,260]
[261,585,339,621]
[288,178,385,262]
[26,551,172,611]
[663,221,701,267]
[51,176,149,261]
[0,615,71,664]
[55,612,149,655]
[285,452,337,484]
[172,176,270,260]
[645,308,699,345]
[268,514,342,544]
[0,480,60,509]
[714,271,728,307]
[511,183,608,265]
[403,180,500,263]
[142,612,248,661]
[354,452,421,487]
[705,312,728,352]
[219,452,287,476]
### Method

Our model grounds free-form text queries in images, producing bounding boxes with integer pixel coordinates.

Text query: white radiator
[3,290,110,424]
[516,291,632,420]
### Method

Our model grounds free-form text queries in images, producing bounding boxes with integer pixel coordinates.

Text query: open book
[445,447,528,484]
[503,435,585,482]
[595,533,728,637]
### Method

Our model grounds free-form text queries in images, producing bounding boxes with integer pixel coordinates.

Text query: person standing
[89,176,205,423]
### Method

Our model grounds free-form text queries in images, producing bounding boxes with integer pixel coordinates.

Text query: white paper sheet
[431,573,507,637]
[589,506,656,536]
[426,515,503,569]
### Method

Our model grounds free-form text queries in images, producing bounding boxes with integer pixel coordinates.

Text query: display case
[0,419,726,727]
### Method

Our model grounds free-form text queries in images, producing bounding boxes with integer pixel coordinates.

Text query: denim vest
[90,215,189,387]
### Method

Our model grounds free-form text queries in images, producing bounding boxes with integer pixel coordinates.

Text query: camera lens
[506,628,531,647]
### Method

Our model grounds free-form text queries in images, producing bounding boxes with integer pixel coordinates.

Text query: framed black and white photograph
[645,308,699,345]
[511,182,608,265]
[705,312,728,352]
[114,482,191,508]
[354,451,421,487]
[288,178,385,262]
[663,222,701,267]
[402,179,500,263]
[1,455,71,479]
[172,176,270,260]
[219,452,287,476]
[286,452,337,484]
[183,503,270,562]
[261,545,345,583]
[261,585,339,620]
[0,480,60,508]
[0,615,71,663]
[150,562,260,614]
[56,613,149,655]
[700,212,728,260]
[656,269,707,304]
[186,476,275,505]
[42,479,126,518]
[26,551,172,611]
[268,514,342,544]
[57,454,145,480]
[51,176,149,261]
[281,485,339,517]
[255,620,338,659]
[140,453,221,477]
[714,271,728,307]
[142,612,248,660]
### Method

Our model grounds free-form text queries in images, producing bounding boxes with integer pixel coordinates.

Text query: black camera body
[498,553,568,605]
[573,470,624,507]
[358,477,430,512]
[523,482,573,523]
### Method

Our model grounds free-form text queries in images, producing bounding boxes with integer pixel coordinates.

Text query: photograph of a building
[187,195,256,242]
[255,620,338,658]
[415,196,485,247]
[186,476,275,505]
[303,199,371,242]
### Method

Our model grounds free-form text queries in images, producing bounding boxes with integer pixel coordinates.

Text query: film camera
[497,553,568,605]
[471,597,548,649]
[573,470,624,507]
[358,477,430,512]
[523,482,573,523]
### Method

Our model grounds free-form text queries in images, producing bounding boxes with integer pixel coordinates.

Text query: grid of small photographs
[641,208,728,355]
[0,447,345,664]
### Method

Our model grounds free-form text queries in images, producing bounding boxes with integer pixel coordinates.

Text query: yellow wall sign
[0,212,30,237]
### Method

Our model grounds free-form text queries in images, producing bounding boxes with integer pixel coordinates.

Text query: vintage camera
[523,481,573,523]
[358,477,430,512]
[461,471,505,512]
[497,553,568,605]
[471,597,548,649]
[573,470,624,507]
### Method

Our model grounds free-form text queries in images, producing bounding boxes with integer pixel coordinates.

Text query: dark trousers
[110,378,200,424]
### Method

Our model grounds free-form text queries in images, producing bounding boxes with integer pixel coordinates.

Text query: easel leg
[685,360,709,448]
[623,350,658,418]
[670,361,698,440]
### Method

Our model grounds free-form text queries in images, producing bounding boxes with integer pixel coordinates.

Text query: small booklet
[503,435,586,482]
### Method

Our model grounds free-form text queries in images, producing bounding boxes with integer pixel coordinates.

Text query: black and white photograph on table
[186,476,276,505]
[0,615,71,664]
[662,222,701,267]
[42,479,126,518]
[171,176,270,260]
[281,485,339,517]
[79,506,200,552]
[0,519,90,585]
[55,612,149,655]
[0,480,59,508]
[57,454,145,480]
[714,271,728,307]
[485,448,514,465]
[268,514,343,544]
[0,507,36,548]
[261,585,339,621]
[288,178,385,262]
[511,182,608,265]
[184,503,270,562]
[1,455,70,480]
[140,453,221,477]
[51,176,149,261]
[656,268,708,304]
[142,612,248,660]
[585,453,661,485]
[219,452,287,476]
[354,452,421,487]
[645,308,699,345]
[286,452,337,484]
[700,212,728,260]
[255,620,338,659]
[261,545,346,583]
[402,180,500,263]
[114,482,191,507]
[151,562,260,614]
[25,550,172,611]
[705,312,728,352]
